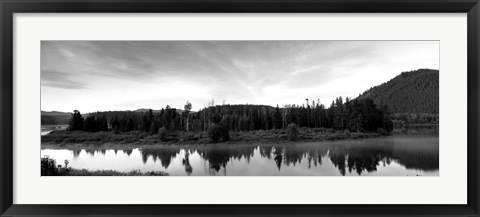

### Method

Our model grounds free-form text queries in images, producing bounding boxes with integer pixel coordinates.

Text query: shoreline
[40,125,441,150]
[41,131,389,150]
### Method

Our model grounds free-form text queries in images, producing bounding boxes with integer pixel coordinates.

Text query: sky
[41,41,439,113]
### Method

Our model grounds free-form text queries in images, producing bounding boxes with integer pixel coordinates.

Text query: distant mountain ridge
[41,111,71,116]
[133,108,162,113]
[41,108,188,125]
[41,108,187,115]
[133,108,189,114]
[357,69,439,114]
[41,111,71,125]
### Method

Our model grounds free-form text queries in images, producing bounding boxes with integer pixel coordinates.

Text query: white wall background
[13,13,467,204]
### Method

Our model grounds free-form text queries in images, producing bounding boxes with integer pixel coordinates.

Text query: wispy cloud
[41,70,87,89]
[40,41,439,113]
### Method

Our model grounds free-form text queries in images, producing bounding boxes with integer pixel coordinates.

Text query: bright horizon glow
[41,41,439,113]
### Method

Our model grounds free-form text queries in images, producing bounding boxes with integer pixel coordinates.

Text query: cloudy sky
[41,41,439,113]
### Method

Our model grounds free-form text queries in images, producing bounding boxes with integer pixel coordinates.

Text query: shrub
[113,127,119,134]
[41,156,70,176]
[41,156,59,176]
[383,117,394,132]
[207,124,229,142]
[221,127,230,141]
[286,123,299,141]
[179,131,197,142]
[344,129,351,137]
[40,156,169,176]
[157,127,168,141]
[377,128,388,135]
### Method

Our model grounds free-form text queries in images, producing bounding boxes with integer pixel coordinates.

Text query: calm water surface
[41,136,439,176]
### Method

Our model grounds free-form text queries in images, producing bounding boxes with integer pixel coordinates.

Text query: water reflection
[41,136,439,176]
[182,152,193,175]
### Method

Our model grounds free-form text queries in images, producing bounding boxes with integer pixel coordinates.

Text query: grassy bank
[41,156,168,176]
[42,127,386,147]
[393,124,439,135]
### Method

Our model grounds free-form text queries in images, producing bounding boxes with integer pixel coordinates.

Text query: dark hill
[357,69,439,114]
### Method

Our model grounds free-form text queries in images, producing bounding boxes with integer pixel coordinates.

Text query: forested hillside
[357,69,439,114]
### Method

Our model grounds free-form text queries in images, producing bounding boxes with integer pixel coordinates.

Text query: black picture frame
[1,0,479,216]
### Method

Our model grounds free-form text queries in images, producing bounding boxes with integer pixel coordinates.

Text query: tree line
[68,97,393,136]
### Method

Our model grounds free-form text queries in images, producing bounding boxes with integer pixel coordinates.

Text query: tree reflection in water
[182,152,193,175]
[141,148,181,168]
[124,149,133,156]
[197,145,256,172]
[138,139,438,175]
[273,147,283,171]
[72,149,82,158]
[65,137,438,176]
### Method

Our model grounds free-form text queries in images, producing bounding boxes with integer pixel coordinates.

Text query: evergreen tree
[273,105,283,129]
[68,110,84,131]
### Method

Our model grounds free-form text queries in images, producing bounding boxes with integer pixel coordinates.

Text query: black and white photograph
[40,40,439,176]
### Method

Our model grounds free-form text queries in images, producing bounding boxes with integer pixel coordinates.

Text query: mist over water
[41,136,439,176]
